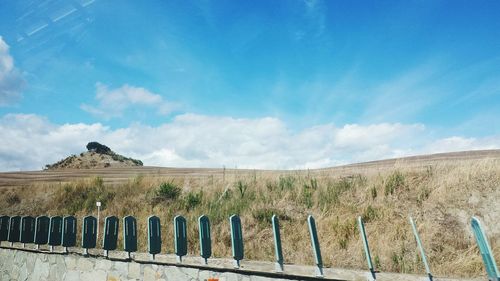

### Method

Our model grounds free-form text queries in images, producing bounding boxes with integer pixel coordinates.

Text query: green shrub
[391,250,412,272]
[110,153,143,166]
[278,176,296,190]
[374,255,381,269]
[318,177,355,210]
[300,178,318,208]
[385,171,406,196]
[235,180,248,198]
[301,187,314,208]
[303,178,318,190]
[156,182,181,201]
[184,191,203,210]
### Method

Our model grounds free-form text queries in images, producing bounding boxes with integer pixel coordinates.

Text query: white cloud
[1,113,498,172]
[0,36,25,106]
[423,136,500,154]
[0,114,107,171]
[81,83,177,119]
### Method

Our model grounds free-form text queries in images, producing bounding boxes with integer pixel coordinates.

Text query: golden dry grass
[0,157,499,278]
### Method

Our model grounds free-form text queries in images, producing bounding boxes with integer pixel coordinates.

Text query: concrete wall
[0,246,480,281]
[0,248,299,281]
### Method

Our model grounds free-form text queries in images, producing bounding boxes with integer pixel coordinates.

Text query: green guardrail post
[198,215,211,265]
[0,215,9,244]
[471,217,500,281]
[62,216,77,252]
[48,216,63,252]
[8,216,21,246]
[409,217,433,281]
[174,215,188,263]
[358,216,376,280]
[229,214,244,268]
[123,216,137,259]
[148,215,162,260]
[20,216,35,247]
[103,216,119,257]
[307,215,323,277]
[34,216,49,249]
[81,216,97,255]
[272,215,284,272]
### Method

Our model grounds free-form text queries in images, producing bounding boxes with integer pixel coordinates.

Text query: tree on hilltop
[86,142,111,154]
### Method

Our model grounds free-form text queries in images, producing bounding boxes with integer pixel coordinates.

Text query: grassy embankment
[1,159,499,278]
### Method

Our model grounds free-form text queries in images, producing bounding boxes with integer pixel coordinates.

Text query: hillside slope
[44,151,143,170]
[44,142,143,170]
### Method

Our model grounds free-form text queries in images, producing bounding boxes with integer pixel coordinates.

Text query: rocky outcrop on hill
[45,142,143,170]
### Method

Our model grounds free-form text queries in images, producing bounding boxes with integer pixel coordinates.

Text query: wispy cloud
[303,0,326,37]
[0,36,25,106]
[81,83,179,119]
[360,61,445,122]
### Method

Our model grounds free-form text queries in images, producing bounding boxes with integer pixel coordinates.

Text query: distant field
[1,149,499,278]
[1,149,499,187]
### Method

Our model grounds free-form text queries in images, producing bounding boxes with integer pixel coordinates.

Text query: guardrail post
[229,215,244,268]
[81,216,97,255]
[148,216,162,260]
[409,217,433,281]
[102,216,119,258]
[48,216,63,252]
[198,215,212,265]
[174,215,188,263]
[123,216,137,259]
[62,216,77,253]
[272,215,284,272]
[8,216,21,247]
[307,215,323,277]
[471,217,500,281]
[35,216,49,250]
[0,215,9,246]
[358,216,376,280]
[20,216,35,247]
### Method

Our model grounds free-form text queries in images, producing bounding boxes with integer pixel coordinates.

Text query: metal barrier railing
[471,217,500,281]
[409,216,433,281]
[0,213,497,280]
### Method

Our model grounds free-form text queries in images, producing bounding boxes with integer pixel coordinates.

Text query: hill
[44,142,143,170]
[0,149,499,278]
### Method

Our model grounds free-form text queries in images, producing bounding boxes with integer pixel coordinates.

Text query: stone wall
[0,246,480,281]
[0,248,298,281]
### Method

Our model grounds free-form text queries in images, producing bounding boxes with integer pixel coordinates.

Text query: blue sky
[1,0,500,171]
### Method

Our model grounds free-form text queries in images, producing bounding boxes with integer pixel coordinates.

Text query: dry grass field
[1,149,499,278]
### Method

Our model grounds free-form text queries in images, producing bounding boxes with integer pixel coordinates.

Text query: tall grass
[0,159,499,278]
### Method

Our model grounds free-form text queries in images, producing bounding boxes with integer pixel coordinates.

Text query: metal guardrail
[308,215,324,277]
[0,213,497,280]
[230,214,244,268]
[272,214,284,272]
[409,216,433,281]
[471,217,500,281]
[357,216,375,280]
